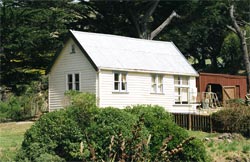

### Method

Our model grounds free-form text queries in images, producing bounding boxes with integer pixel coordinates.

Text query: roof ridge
[70,29,172,44]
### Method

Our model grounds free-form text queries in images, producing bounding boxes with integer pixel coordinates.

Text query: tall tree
[0,0,77,92]
[74,0,195,39]
[229,4,250,91]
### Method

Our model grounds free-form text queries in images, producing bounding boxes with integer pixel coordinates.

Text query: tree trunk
[230,5,250,92]
[128,1,180,40]
[150,11,180,40]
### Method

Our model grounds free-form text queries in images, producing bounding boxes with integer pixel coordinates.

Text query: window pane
[152,75,156,84]
[122,74,126,82]
[75,83,79,91]
[175,87,180,95]
[114,73,119,81]
[68,74,73,82]
[158,84,163,93]
[122,82,126,91]
[71,44,75,54]
[158,76,162,84]
[182,77,189,85]
[182,88,189,103]
[68,83,73,90]
[175,87,180,103]
[158,75,163,93]
[114,82,119,90]
[174,76,180,85]
[75,74,79,82]
[151,75,156,93]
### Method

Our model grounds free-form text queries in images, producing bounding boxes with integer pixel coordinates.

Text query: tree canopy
[1,0,249,93]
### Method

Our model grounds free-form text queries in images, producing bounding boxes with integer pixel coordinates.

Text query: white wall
[98,70,197,113]
[49,38,96,111]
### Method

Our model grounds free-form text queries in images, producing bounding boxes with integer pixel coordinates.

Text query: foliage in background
[220,25,250,74]
[212,100,250,137]
[1,0,249,94]
[0,0,76,90]
[16,93,209,161]
[0,77,48,122]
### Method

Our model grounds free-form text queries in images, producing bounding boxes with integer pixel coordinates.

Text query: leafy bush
[83,107,149,161]
[16,110,83,161]
[0,101,11,121]
[226,98,245,106]
[0,79,48,122]
[212,105,250,137]
[125,105,208,162]
[0,95,25,121]
[65,91,99,131]
[17,93,209,161]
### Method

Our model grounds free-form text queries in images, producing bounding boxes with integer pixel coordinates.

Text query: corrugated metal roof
[71,30,198,76]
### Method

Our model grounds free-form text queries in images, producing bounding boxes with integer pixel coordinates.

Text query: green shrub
[125,105,209,162]
[36,153,65,162]
[212,105,250,137]
[16,110,83,161]
[65,92,99,131]
[83,107,149,161]
[17,93,209,161]
[0,80,48,122]
[226,98,245,107]
[65,91,96,108]
[0,101,10,121]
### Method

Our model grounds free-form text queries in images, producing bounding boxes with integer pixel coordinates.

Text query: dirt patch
[16,121,34,125]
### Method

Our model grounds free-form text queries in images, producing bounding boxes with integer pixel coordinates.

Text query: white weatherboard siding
[99,70,178,111]
[98,70,197,112]
[49,38,96,111]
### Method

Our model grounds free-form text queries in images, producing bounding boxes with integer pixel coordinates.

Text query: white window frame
[66,73,80,91]
[151,74,163,94]
[113,72,127,92]
[174,76,189,104]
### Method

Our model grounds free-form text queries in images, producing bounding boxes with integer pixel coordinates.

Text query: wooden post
[209,115,213,133]
[188,114,192,130]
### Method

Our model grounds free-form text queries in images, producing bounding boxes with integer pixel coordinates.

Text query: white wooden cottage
[47,30,199,113]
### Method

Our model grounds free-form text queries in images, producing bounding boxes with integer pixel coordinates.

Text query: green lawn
[0,122,33,161]
[0,122,249,162]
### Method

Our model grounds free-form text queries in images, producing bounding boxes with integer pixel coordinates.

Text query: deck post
[188,114,192,130]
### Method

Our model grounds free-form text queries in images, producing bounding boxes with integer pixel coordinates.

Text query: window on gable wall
[114,72,127,92]
[67,73,80,91]
[70,44,75,54]
[151,74,163,93]
[174,76,189,104]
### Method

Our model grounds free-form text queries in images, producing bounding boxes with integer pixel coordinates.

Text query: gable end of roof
[46,30,98,74]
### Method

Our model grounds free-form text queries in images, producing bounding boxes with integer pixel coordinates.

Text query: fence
[172,113,212,132]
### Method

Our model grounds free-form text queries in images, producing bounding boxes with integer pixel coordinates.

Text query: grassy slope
[0,122,33,161]
[188,131,250,162]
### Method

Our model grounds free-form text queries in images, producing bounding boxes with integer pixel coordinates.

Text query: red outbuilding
[196,73,247,103]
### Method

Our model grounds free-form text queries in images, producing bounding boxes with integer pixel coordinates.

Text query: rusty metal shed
[196,72,247,102]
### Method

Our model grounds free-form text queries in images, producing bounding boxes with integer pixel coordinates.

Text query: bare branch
[226,25,237,33]
[242,20,250,26]
[230,5,244,40]
[230,4,250,92]
[150,11,181,40]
